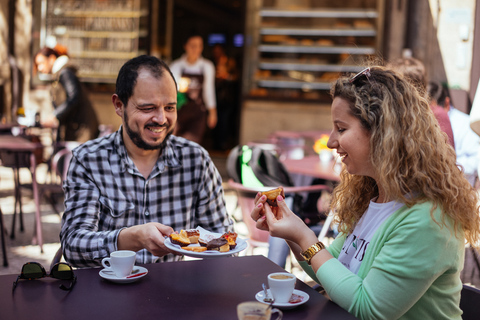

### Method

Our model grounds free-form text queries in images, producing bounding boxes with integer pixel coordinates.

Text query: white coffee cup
[267,272,296,304]
[101,250,136,278]
[237,301,282,320]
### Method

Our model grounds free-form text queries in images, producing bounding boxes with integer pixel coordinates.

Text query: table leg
[29,153,43,253]
[0,207,8,267]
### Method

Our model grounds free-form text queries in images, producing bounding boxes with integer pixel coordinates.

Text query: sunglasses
[12,262,77,293]
[349,67,371,84]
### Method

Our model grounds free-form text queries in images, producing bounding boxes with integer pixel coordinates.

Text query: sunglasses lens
[51,263,73,280]
[22,263,44,279]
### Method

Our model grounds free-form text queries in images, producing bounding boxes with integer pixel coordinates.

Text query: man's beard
[124,110,173,150]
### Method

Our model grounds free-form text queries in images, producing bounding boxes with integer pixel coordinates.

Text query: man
[428,81,479,186]
[60,55,231,267]
[170,35,217,144]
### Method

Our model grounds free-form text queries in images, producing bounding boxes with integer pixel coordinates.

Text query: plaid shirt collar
[114,126,182,177]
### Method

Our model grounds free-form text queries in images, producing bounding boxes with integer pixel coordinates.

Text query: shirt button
[145,210,150,216]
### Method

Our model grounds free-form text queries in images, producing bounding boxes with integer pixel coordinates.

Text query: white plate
[255,289,309,310]
[99,266,148,284]
[164,227,247,259]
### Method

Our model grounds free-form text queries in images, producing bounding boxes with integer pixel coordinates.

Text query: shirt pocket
[99,195,135,218]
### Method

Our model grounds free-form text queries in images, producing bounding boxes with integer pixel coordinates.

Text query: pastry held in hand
[261,187,283,207]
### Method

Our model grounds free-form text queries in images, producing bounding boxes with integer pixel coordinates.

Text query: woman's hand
[251,187,285,231]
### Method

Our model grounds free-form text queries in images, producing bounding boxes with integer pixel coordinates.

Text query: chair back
[460,284,480,320]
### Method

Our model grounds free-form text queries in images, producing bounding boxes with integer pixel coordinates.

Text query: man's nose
[152,108,166,124]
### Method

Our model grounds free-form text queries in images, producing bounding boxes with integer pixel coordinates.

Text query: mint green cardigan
[300,202,464,320]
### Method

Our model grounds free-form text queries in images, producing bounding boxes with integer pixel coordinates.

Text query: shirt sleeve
[202,59,217,110]
[60,154,120,268]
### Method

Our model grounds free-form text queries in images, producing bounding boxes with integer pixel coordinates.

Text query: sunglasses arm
[59,275,77,291]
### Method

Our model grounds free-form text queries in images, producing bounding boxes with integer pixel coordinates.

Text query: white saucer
[255,289,309,310]
[99,266,148,284]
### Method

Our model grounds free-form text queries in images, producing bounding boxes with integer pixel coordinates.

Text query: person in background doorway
[169,35,217,144]
[212,44,239,151]
[34,45,99,143]
[387,57,455,148]
[428,81,479,186]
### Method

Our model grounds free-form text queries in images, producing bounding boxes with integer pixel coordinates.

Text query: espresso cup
[237,301,282,320]
[267,272,296,304]
[101,250,136,278]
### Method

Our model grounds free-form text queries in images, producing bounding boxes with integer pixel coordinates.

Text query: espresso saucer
[255,289,309,310]
[99,266,148,284]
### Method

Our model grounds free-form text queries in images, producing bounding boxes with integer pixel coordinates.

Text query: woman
[34,46,99,143]
[251,66,480,319]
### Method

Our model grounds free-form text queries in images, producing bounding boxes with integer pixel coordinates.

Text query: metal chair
[460,284,480,320]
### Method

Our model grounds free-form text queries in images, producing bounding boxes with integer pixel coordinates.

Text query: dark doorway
[171,0,246,152]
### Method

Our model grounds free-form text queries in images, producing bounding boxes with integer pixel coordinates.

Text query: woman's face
[35,54,56,74]
[327,97,376,179]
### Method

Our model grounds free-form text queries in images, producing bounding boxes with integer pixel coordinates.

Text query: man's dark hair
[115,55,177,107]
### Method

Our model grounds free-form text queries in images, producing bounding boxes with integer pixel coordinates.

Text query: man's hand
[117,222,177,257]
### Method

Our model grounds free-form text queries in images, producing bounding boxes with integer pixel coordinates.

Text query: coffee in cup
[267,272,296,304]
[237,301,282,320]
[101,250,136,278]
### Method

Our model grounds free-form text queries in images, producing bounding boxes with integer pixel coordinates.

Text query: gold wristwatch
[300,242,325,265]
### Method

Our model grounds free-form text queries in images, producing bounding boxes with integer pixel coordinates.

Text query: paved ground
[1,155,479,289]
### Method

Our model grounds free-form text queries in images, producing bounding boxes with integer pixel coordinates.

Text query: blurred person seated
[34,45,99,143]
[428,81,480,186]
[387,57,455,148]
[60,55,232,268]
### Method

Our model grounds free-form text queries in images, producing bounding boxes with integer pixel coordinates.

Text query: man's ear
[112,94,124,117]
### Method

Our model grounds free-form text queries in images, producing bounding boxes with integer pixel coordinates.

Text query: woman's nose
[327,132,337,149]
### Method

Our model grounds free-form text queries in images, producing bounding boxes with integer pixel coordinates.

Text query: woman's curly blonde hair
[329,66,480,247]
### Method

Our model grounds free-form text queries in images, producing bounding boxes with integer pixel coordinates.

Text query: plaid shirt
[60,127,231,268]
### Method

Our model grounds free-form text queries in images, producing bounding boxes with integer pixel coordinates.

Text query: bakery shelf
[260,28,376,37]
[259,44,376,55]
[260,9,378,18]
[258,61,364,73]
[257,79,332,90]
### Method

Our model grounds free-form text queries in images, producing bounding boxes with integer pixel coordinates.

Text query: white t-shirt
[337,199,405,274]
[169,55,216,109]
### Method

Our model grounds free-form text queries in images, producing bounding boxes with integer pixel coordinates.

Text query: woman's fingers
[251,194,267,222]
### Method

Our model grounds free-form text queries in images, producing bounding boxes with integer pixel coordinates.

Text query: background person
[34,45,99,143]
[387,57,455,148]
[251,66,480,319]
[60,55,231,268]
[428,81,479,186]
[170,35,217,144]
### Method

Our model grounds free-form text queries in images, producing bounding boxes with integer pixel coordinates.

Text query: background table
[0,255,357,320]
[0,135,44,252]
[281,155,341,182]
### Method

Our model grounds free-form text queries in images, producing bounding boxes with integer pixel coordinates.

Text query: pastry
[206,238,230,252]
[169,230,190,246]
[221,231,238,250]
[181,246,207,252]
[185,229,200,244]
[261,187,283,207]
